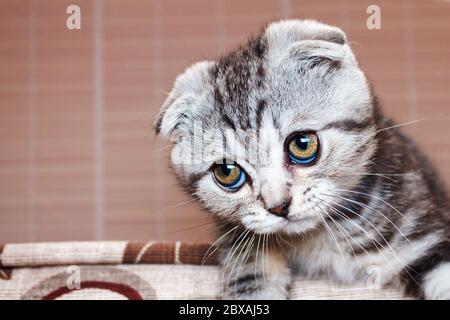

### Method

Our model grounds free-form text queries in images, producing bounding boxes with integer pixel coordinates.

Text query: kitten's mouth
[246,212,319,235]
[286,215,316,223]
[279,215,321,235]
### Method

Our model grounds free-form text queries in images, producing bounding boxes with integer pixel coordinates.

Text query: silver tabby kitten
[154,20,450,299]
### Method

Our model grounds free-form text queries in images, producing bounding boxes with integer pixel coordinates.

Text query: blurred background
[1,0,449,244]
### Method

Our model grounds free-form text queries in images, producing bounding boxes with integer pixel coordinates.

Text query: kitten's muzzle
[267,199,291,218]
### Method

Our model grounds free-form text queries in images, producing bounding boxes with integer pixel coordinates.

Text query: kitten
[154,20,450,299]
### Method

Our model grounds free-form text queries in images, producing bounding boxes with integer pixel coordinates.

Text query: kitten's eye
[287,132,319,165]
[212,161,246,190]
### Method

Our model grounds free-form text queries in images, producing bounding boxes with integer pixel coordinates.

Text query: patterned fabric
[0,241,407,300]
[0,241,216,268]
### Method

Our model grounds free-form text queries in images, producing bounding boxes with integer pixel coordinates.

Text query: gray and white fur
[154,20,450,299]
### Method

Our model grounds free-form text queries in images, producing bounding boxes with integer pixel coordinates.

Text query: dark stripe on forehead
[321,118,373,132]
[221,113,237,130]
[272,115,281,130]
[209,33,268,131]
[214,86,224,107]
[256,99,267,131]
[248,35,266,58]
[256,64,265,88]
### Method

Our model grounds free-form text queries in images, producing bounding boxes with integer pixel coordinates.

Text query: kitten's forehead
[204,20,372,138]
[208,34,268,132]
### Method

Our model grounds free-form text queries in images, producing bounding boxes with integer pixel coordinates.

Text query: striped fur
[155,20,450,300]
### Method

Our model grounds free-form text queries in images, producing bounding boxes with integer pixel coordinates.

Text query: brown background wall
[1,0,449,244]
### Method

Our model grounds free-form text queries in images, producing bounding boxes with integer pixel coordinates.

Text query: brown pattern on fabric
[180,243,218,265]
[123,242,174,264]
[21,266,156,300]
[0,245,10,280]
[0,268,12,280]
[1,241,218,268]
[122,242,219,265]
[43,281,144,300]
[122,242,147,263]
[0,244,4,267]
[134,243,175,264]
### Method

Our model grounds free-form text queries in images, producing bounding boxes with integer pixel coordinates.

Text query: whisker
[221,229,247,295]
[165,198,196,209]
[170,220,216,235]
[365,172,417,177]
[322,194,402,255]
[334,189,415,227]
[313,206,350,272]
[316,195,402,273]
[265,234,269,284]
[344,172,396,181]
[316,199,373,254]
[153,143,175,153]
[277,234,296,248]
[275,234,283,248]
[317,196,388,254]
[254,234,262,296]
[262,234,267,285]
[202,225,239,265]
[316,201,363,270]
[319,193,420,287]
[227,230,253,293]
[374,119,424,134]
[234,234,255,292]
[328,193,414,246]
[223,229,251,296]
[316,196,401,282]
[338,169,418,183]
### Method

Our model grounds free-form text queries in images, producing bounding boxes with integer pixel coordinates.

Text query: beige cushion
[0,241,406,300]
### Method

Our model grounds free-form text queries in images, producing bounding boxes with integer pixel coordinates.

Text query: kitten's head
[155,20,378,235]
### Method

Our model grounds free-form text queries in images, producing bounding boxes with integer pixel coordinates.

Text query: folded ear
[265,19,347,49]
[154,61,214,138]
[265,20,357,69]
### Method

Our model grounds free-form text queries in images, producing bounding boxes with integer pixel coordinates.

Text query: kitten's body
[155,20,450,299]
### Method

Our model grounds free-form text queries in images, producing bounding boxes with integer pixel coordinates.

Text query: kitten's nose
[268,199,291,218]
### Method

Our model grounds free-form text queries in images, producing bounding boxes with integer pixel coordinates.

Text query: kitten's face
[155,20,378,235]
